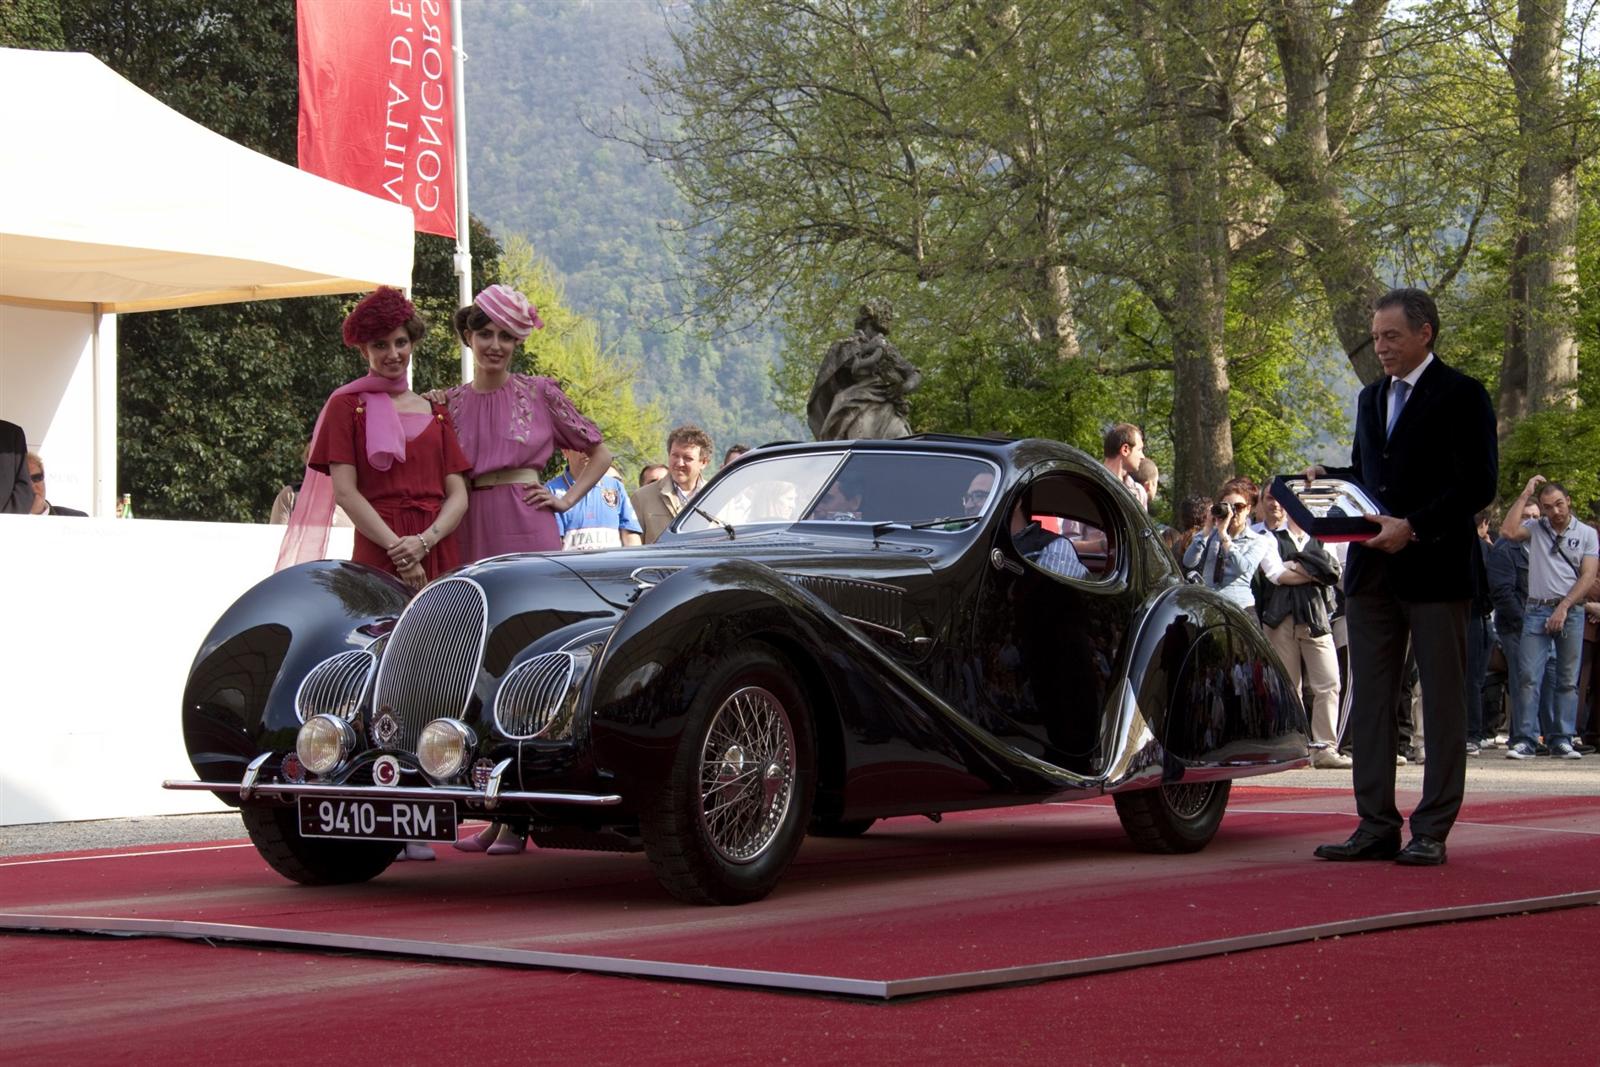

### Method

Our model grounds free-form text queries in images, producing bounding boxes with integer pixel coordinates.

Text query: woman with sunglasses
[1183,478,1270,620]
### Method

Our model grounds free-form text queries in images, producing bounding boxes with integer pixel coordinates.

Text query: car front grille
[371,577,487,750]
[294,649,376,723]
[494,652,575,738]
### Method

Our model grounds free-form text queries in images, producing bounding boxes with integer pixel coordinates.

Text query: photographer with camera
[1182,478,1269,621]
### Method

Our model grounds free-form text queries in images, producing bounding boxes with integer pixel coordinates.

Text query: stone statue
[806,302,922,441]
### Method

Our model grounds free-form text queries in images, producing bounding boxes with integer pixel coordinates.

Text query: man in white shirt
[1497,476,1599,759]
[1256,493,1347,767]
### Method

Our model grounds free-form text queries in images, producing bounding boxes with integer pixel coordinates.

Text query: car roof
[741,434,1098,474]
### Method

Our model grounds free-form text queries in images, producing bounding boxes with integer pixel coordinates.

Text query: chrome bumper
[163,754,621,811]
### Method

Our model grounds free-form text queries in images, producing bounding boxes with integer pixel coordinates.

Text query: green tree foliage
[0,0,64,47]
[461,0,801,453]
[495,237,668,476]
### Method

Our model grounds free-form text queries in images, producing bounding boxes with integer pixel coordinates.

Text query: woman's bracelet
[418,530,432,554]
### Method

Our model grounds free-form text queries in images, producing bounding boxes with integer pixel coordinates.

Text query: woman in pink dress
[444,284,612,854]
[444,284,614,564]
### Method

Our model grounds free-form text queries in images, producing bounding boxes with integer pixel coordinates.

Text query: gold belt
[471,468,542,490]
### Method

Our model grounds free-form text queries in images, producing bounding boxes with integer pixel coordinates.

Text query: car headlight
[297,714,357,777]
[417,718,476,779]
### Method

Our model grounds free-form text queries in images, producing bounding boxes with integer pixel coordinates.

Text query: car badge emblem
[373,708,400,746]
[280,752,306,784]
[471,758,496,791]
[372,755,401,788]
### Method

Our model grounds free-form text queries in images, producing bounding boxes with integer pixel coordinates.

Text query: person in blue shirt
[1182,480,1269,619]
[549,447,643,551]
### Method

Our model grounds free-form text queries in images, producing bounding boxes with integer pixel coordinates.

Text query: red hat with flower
[342,287,417,347]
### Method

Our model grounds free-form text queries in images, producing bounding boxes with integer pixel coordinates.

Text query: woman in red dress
[307,287,471,592]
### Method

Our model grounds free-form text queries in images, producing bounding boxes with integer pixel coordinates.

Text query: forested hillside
[462,0,801,455]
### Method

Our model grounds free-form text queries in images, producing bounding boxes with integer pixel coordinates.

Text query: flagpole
[451,0,472,384]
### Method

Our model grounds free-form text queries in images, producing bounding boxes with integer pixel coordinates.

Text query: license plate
[298,797,457,842]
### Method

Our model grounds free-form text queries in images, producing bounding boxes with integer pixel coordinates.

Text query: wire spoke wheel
[1160,781,1217,819]
[697,685,796,864]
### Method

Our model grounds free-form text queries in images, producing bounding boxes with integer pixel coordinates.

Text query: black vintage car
[168,436,1308,904]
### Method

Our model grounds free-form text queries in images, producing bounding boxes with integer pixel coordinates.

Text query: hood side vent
[788,574,904,636]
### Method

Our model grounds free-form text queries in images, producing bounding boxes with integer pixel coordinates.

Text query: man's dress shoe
[1313,829,1402,861]
[1395,835,1447,866]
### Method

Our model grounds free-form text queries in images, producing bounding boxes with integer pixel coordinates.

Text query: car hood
[554,529,938,607]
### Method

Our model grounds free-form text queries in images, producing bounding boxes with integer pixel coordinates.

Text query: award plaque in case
[1268,475,1388,542]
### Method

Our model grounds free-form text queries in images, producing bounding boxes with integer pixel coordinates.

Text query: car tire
[241,804,397,885]
[810,816,875,838]
[1112,780,1231,854]
[640,645,816,905]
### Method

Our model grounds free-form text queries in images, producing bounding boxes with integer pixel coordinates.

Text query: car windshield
[675,450,1001,534]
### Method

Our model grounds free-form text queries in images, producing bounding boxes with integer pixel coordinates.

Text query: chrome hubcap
[698,685,795,864]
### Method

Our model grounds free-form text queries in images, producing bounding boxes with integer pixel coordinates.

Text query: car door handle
[989,548,1025,575]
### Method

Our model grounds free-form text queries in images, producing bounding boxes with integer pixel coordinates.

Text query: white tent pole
[452,0,473,385]
[92,308,117,518]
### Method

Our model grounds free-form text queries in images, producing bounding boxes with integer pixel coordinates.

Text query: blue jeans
[1466,612,1493,739]
[1498,625,1555,739]
[1513,604,1585,747]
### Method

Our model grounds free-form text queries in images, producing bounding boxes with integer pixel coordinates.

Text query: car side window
[1012,472,1121,583]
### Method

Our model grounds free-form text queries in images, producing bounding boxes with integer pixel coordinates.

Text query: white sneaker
[1312,749,1353,769]
[1551,741,1583,760]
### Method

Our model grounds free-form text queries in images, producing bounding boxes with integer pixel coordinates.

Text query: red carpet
[3,901,1596,1065]
[3,787,1597,1064]
[2,788,1594,983]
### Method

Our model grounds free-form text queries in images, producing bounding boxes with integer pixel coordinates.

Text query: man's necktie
[1386,379,1409,437]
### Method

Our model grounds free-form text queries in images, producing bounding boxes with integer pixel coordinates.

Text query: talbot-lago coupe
[168,436,1308,904]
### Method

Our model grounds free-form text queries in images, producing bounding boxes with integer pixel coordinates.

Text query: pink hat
[474,284,544,340]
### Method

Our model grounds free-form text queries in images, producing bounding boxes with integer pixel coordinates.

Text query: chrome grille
[789,574,904,634]
[294,649,376,723]
[495,652,575,739]
[372,577,487,750]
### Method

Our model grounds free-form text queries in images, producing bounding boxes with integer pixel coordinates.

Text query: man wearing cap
[631,425,713,544]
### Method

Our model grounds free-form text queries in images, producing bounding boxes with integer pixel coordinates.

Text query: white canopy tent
[0,48,414,825]
[0,47,414,315]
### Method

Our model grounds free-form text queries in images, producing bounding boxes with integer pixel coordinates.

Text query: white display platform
[0,515,353,825]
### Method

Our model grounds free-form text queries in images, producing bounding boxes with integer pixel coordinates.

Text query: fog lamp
[296,714,356,777]
[417,719,476,779]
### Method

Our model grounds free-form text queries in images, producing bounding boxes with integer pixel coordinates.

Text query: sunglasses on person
[30,471,44,483]
[962,491,990,507]
[1223,501,1249,512]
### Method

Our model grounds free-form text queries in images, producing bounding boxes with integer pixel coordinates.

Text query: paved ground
[1,746,1593,858]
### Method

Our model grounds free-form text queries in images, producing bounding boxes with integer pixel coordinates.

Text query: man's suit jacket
[629,475,697,545]
[1324,356,1497,603]
[1,419,33,515]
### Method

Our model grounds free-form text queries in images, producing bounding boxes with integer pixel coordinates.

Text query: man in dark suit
[2,419,34,515]
[1305,288,1497,866]
[25,453,87,516]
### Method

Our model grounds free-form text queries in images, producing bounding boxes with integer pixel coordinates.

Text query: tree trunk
[1237,0,1388,384]
[1150,5,1235,503]
[1507,0,1580,426]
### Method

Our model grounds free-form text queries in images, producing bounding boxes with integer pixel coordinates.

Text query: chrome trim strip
[161,778,621,807]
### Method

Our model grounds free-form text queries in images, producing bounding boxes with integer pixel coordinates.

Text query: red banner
[297,0,457,238]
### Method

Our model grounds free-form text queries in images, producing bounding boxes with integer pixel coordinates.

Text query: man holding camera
[1305,288,1497,867]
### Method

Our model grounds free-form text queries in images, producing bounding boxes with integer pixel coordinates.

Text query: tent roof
[0,48,414,314]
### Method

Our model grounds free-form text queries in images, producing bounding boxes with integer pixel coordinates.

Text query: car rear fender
[1118,584,1309,783]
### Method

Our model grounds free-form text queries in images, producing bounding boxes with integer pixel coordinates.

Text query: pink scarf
[274,374,409,571]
